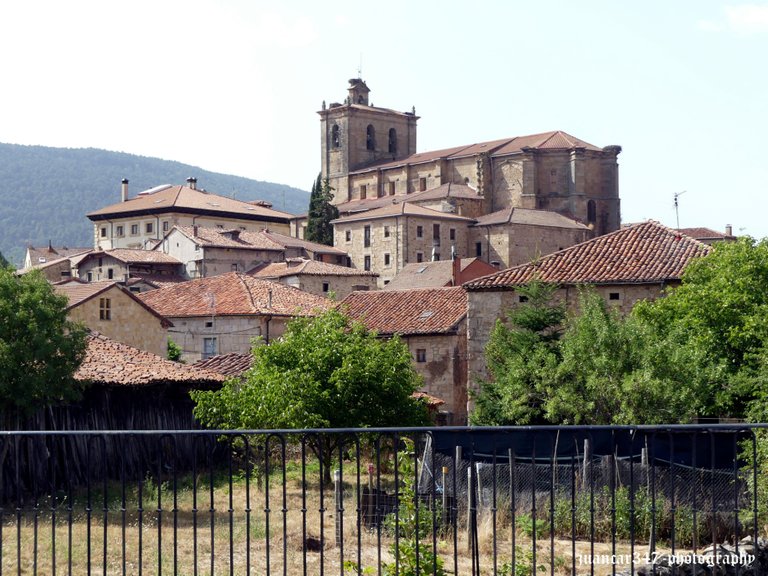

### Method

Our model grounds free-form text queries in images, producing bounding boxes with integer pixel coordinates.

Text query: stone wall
[280,273,377,300]
[67,286,168,357]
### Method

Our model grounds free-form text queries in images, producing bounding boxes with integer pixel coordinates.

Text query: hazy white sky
[1,1,766,236]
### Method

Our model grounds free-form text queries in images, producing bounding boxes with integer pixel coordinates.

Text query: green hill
[0,143,310,267]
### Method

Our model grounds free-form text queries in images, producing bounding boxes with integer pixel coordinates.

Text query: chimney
[186,177,197,190]
[121,178,129,202]
[193,225,198,237]
[725,224,733,237]
[267,288,273,309]
[451,247,460,286]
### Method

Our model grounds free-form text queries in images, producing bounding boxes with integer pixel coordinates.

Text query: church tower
[319,79,419,204]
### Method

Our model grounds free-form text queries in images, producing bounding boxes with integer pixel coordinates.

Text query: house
[54,280,172,356]
[341,286,468,424]
[320,78,621,237]
[75,248,183,283]
[138,272,331,362]
[678,225,737,245]
[383,257,497,291]
[155,225,350,279]
[87,178,293,251]
[18,244,92,282]
[250,258,378,299]
[462,220,711,409]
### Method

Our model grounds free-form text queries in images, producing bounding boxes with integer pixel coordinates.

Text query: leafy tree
[167,338,184,362]
[0,251,9,269]
[0,268,88,422]
[192,308,429,480]
[470,281,565,425]
[305,174,339,246]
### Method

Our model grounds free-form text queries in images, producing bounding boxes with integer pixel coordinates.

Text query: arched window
[366,125,376,151]
[587,200,596,223]
[331,124,341,148]
[388,128,397,154]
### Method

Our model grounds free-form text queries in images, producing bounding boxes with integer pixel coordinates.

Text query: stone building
[383,257,497,291]
[75,249,182,283]
[138,272,330,363]
[87,179,292,251]
[462,221,711,414]
[54,280,172,356]
[341,286,468,424]
[320,79,621,236]
[250,258,378,299]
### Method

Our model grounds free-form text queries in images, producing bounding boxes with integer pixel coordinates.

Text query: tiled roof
[336,195,410,214]
[464,221,711,290]
[192,353,253,377]
[27,245,92,265]
[403,182,482,203]
[171,226,348,255]
[331,202,475,225]
[251,258,377,278]
[138,272,331,318]
[678,227,735,240]
[383,258,496,291]
[76,332,225,386]
[341,287,467,335]
[472,206,589,229]
[87,185,294,222]
[349,131,605,175]
[86,249,181,265]
[128,273,188,288]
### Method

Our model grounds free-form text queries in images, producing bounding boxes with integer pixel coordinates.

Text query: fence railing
[1,425,766,576]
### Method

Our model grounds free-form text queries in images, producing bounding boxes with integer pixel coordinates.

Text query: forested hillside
[0,143,310,266]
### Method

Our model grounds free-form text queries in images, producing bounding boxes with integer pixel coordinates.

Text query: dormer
[347,78,370,106]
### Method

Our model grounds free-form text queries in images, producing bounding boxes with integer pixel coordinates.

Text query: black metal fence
[1,425,766,575]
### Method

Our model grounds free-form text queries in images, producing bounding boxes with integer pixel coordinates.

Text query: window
[99,298,111,321]
[205,321,213,328]
[449,228,456,241]
[364,225,371,247]
[550,168,558,191]
[518,295,529,303]
[107,268,114,280]
[130,224,139,235]
[388,128,397,154]
[360,184,367,199]
[231,263,238,272]
[163,221,169,232]
[332,124,341,148]
[145,222,153,234]
[419,177,427,191]
[384,253,391,267]
[366,125,376,150]
[98,257,103,268]
[100,227,107,238]
[587,200,597,223]
[322,282,330,293]
[416,252,424,263]
[364,255,371,271]
[202,337,217,360]
[416,349,427,363]
[389,181,396,195]
[194,244,200,252]
[609,292,621,301]
[384,226,390,238]
[416,226,423,238]
[433,251,440,261]
[476,242,482,257]
[345,230,352,242]
[87,272,93,282]
[116,225,124,236]
[433,224,441,246]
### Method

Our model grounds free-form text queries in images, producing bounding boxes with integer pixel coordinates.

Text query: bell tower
[319,78,419,204]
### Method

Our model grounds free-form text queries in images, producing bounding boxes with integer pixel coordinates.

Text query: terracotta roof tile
[465,221,711,290]
[341,287,467,335]
[27,245,92,264]
[192,353,253,377]
[331,202,474,225]
[251,259,377,278]
[171,226,348,255]
[76,332,225,386]
[138,272,331,318]
[472,206,589,228]
[86,249,181,265]
[54,280,119,308]
[402,182,482,203]
[383,258,495,291]
[87,185,294,222]
[678,227,735,240]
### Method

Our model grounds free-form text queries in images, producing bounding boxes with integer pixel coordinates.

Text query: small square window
[99,298,111,321]
[107,268,114,280]
[345,230,352,242]
[146,222,153,234]
[609,292,621,301]
[389,182,396,195]
[416,226,423,238]
[205,321,213,328]
[416,349,426,363]
[476,242,482,257]
[449,228,456,241]
[100,227,107,238]
[364,255,371,271]
[231,263,238,272]
[360,184,367,199]
[416,252,423,263]
[131,224,139,235]
[322,282,330,293]
[163,221,169,232]
[384,226,390,238]
[518,295,529,303]
[202,337,217,360]
[419,177,427,192]
[384,253,391,267]
[116,225,124,236]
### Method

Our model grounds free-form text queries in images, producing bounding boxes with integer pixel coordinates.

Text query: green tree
[192,308,429,480]
[0,251,9,269]
[305,174,339,246]
[167,338,184,362]
[0,268,88,422]
[470,281,565,425]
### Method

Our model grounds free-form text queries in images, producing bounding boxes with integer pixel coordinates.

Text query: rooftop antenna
[358,54,362,78]
[674,190,687,230]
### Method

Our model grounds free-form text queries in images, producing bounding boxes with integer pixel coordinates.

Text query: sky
[1,1,766,237]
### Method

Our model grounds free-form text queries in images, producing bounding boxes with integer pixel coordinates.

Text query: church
[317,79,622,286]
